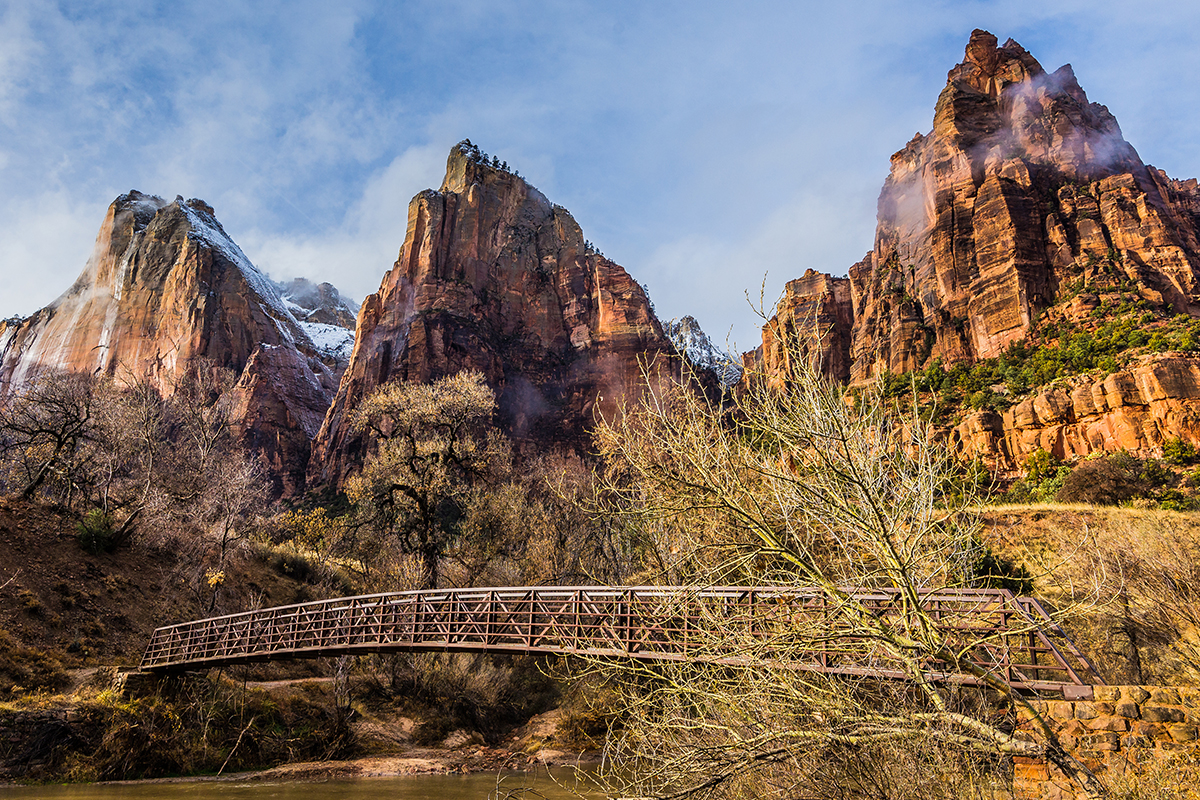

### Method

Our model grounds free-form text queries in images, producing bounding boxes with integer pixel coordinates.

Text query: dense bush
[880,310,1200,418]
[971,544,1034,594]
[1163,436,1199,466]
[1056,452,1159,505]
[75,674,349,780]
[368,653,559,746]
[76,509,119,554]
[1004,449,1072,504]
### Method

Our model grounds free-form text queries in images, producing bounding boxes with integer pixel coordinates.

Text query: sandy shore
[74,744,601,786]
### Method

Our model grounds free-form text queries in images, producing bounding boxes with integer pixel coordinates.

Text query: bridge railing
[140,586,1103,697]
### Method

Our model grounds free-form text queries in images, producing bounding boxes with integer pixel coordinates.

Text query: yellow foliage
[277,507,343,551]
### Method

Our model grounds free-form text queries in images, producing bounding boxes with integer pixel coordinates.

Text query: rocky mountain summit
[10,30,1200,488]
[309,141,672,485]
[276,277,359,365]
[665,315,742,388]
[0,192,354,494]
[0,148,673,496]
[753,30,1200,470]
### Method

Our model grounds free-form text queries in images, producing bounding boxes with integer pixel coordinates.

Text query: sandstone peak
[952,30,1043,97]
[310,142,671,485]
[441,139,536,197]
[0,190,350,495]
[753,31,1200,472]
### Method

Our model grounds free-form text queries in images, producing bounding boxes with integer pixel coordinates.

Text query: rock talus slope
[755,30,1200,468]
[310,143,672,485]
[0,192,349,495]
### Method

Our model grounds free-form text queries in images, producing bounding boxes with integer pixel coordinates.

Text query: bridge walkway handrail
[139,585,1104,698]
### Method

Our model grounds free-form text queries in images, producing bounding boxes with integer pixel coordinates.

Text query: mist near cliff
[1,1,1199,350]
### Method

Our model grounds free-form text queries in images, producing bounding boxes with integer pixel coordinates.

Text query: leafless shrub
[585,347,1104,798]
[1040,509,1200,685]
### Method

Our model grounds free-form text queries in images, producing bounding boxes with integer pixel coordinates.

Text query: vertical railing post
[624,589,633,654]
[487,591,495,647]
[526,590,534,648]
[686,587,696,657]
[1003,604,1013,684]
[821,593,829,669]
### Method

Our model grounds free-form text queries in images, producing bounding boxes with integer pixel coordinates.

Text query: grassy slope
[979,503,1200,686]
[0,497,320,690]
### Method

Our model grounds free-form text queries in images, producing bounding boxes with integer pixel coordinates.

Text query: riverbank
[0,668,600,786]
[83,745,601,786]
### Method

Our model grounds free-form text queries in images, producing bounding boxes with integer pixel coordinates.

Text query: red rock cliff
[309,142,672,485]
[757,30,1200,389]
[751,31,1200,469]
[0,192,345,495]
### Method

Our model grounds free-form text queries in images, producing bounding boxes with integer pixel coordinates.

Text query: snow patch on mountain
[178,199,296,323]
[666,315,743,388]
[275,277,360,328]
[298,321,355,361]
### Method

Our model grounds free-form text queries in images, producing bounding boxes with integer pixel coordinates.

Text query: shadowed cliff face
[310,143,672,486]
[0,191,347,496]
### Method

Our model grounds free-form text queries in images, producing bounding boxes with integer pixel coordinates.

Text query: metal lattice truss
[140,586,1103,698]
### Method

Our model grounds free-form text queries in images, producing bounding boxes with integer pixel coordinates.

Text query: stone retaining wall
[1016,685,1200,799]
[0,708,78,779]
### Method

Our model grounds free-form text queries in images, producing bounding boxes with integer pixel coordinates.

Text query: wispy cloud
[1,0,1199,346]
[238,144,448,303]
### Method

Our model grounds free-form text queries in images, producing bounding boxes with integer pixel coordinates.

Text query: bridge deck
[140,585,1103,698]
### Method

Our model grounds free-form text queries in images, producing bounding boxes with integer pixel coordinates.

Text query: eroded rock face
[224,344,336,496]
[952,355,1200,469]
[0,191,345,495]
[751,30,1200,468]
[746,269,855,385]
[756,30,1200,385]
[854,29,1200,383]
[310,143,671,485]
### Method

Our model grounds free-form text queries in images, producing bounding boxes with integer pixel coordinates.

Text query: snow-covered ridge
[168,198,358,363]
[666,315,743,388]
[298,321,355,361]
[119,192,170,229]
[275,277,359,328]
[177,199,296,324]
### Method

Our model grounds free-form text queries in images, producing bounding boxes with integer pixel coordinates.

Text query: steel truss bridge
[140,585,1103,699]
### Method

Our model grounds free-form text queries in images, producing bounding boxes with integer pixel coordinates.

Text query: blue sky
[2,1,1198,351]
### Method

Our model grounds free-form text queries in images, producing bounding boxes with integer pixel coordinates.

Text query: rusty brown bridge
[140,585,1103,699]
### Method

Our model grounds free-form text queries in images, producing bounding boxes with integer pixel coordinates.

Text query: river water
[0,772,594,799]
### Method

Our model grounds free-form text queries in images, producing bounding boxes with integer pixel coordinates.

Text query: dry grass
[979,503,1200,685]
[1104,752,1200,799]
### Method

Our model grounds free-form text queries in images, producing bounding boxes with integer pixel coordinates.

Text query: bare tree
[345,371,514,589]
[0,371,101,503]
[586,354,1104,799]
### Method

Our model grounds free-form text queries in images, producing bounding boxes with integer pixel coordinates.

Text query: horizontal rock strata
[752,30,1200,469]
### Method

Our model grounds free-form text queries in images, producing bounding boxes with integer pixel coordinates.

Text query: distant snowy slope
[276,277,360,328]
[666,315,743,387]
[298,321,355,361]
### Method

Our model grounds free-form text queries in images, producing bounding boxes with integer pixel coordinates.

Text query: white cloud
[238,143,448,303]
[642,187,877,353]
[0,190,99,318]
[2,0,1200,350]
